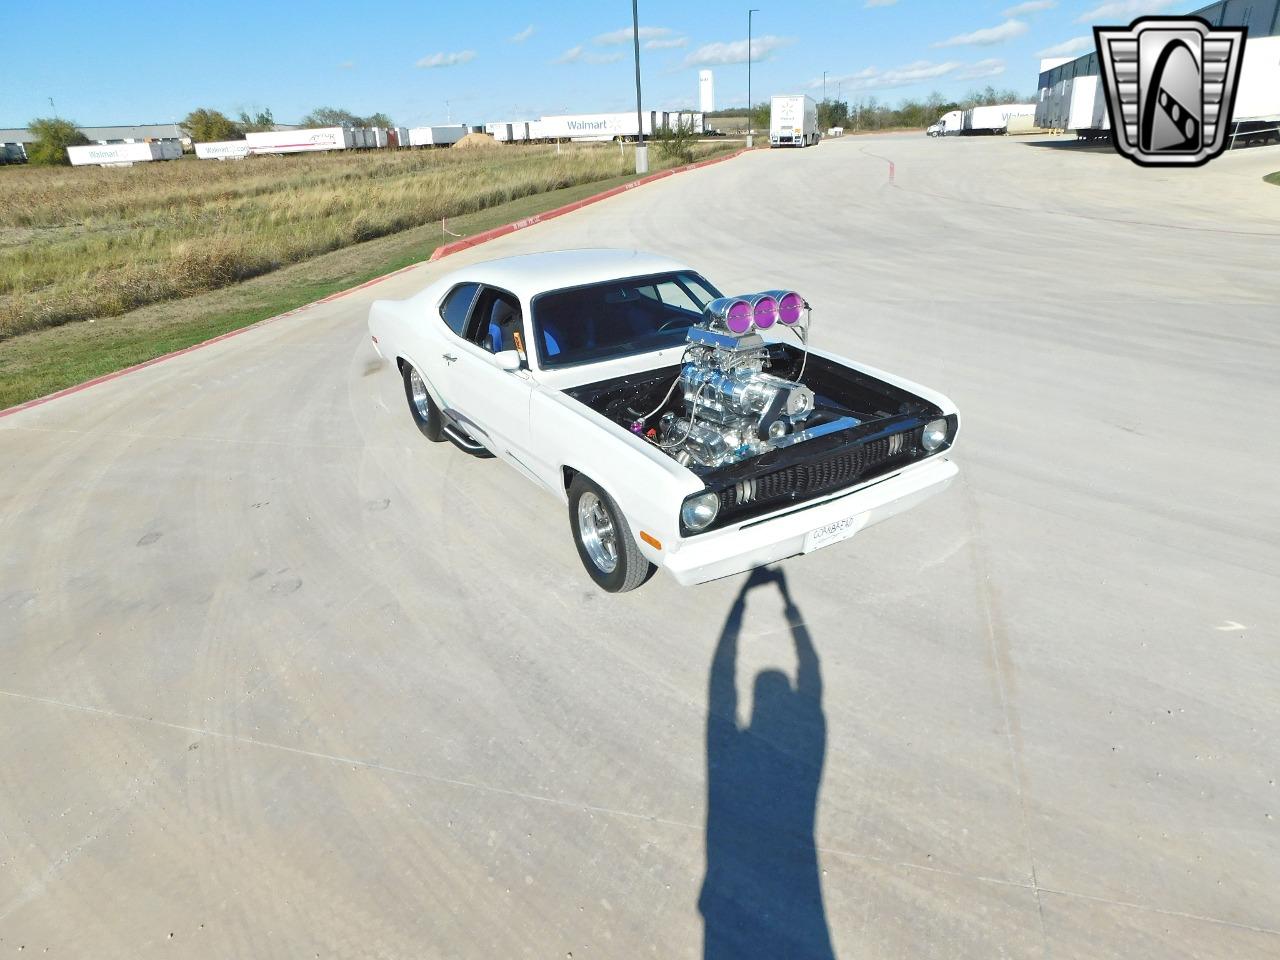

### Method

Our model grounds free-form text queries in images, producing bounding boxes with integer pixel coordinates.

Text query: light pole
[747,8,759,147]
[631,0,648,173]
[823,70,827,103]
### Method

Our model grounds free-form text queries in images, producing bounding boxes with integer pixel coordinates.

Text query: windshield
[532,271,722,368]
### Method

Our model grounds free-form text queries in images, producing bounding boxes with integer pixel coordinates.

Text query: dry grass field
[0,141,730,340]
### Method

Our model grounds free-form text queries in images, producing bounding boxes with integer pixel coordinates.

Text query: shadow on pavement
[1018,137,1115,152]
[699,566,835,960]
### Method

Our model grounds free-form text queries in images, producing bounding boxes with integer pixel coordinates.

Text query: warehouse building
[0,123,192,162]
[1035,0,1280,140]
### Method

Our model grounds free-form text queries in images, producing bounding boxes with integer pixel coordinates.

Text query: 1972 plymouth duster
[369,249,959,592]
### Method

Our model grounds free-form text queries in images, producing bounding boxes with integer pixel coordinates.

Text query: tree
[299,107,395,128]
[816,99,849,130]
[26,117,89,165]
[237,108,275,132]
[181,108,243,142]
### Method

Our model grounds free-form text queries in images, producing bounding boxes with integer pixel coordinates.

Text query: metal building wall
[1190,0,1280,33]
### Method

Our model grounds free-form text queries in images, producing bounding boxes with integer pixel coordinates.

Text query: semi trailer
[194,140,250,160]
[67,141,182,166]
[407,125,468,147]
[245,127,356,154]
[770,95,819,147]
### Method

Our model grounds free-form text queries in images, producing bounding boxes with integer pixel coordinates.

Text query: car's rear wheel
[567,475,653,593]
[402,363,445,442]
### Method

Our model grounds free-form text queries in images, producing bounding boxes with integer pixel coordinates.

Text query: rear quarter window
[439,283,479,336]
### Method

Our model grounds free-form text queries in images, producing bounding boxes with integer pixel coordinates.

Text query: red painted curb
[429,147,749,261]
[1,146,749,420]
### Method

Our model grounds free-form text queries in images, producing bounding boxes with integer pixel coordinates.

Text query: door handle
[443,353,458,364]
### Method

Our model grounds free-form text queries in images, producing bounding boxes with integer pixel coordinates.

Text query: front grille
[718,432,914,519]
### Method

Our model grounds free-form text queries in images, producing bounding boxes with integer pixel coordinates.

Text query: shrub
[653,122,696,164]
[26,117,89,166]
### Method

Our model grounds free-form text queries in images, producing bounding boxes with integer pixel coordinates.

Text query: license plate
[803,516,860,553]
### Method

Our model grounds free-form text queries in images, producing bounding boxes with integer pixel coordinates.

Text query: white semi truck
[770,95,819,147]
[931,110,964,136]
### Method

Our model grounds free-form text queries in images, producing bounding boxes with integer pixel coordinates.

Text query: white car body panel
[369,250,958,585]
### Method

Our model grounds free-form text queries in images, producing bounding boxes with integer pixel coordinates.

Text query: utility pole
[747,8,759,147]
[823,70,827,103]
[445,100,452,123]
[632,0,648,173]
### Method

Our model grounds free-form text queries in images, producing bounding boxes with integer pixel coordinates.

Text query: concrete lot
[1,134,1278,958]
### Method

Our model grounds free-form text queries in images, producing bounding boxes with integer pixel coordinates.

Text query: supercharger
[656,292,817,468]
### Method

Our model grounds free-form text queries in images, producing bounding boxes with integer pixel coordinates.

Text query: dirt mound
[452,132,500,149]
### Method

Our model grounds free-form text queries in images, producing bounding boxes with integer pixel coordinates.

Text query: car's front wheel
[567,475,653,593]
[402,363,445,442]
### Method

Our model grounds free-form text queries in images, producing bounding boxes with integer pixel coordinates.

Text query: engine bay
[566,289,939,475]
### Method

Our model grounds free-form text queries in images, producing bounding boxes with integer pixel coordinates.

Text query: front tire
[567,475,653,593]
[402,363,445,442]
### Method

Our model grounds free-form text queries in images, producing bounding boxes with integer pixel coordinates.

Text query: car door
[447,285,538,476]
[417,280,480,417]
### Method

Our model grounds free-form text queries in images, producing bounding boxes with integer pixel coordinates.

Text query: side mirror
[493,349,522,372]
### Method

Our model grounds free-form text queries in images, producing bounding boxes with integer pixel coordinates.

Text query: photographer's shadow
[699,566,835,959]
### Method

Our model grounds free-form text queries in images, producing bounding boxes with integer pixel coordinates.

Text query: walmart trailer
[769,95,818,147]
[962,104,1036,135]
[195,140,250,160]
[67,141,182,166]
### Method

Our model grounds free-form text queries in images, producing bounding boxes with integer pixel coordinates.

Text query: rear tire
[402,363,446,442]
[567,475,653,593]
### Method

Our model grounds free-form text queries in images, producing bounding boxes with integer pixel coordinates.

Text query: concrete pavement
[2,134,1278,958]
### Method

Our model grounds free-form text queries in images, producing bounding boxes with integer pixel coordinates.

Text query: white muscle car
[368,249,959,592]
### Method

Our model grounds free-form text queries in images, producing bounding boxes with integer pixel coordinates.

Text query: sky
[0,0,1188,127]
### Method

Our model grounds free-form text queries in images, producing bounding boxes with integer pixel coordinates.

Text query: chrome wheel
[576,491,618,574]
[409,368,432,420]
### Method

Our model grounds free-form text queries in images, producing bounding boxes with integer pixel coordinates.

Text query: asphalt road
[2,134,1278,959]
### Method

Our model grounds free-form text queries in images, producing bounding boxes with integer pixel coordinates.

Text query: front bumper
[660,455,958,586]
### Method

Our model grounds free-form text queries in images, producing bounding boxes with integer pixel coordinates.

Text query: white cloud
[818,57,1004,92]
[1076,0,1175,22]
[594,25,674,45]
[554,45,624,65]
[509,24,535,43]
[683,35,794,67]
[818,60,964,92]
[645,37,688,49]
[956,58,1007,80]
[864,0,899,6]
[415,50,476,68]
[1036,36,1092,57]
[1003,0,1055,15]
[933,19,1028,47]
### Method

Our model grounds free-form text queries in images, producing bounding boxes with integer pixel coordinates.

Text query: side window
[439,283,479,336]
[468,287,524,354]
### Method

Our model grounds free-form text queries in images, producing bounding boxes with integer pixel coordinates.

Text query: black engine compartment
[565,342,949,529]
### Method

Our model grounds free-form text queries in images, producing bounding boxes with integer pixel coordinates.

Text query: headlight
[681,491,720,531]
[922,418,949,452]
